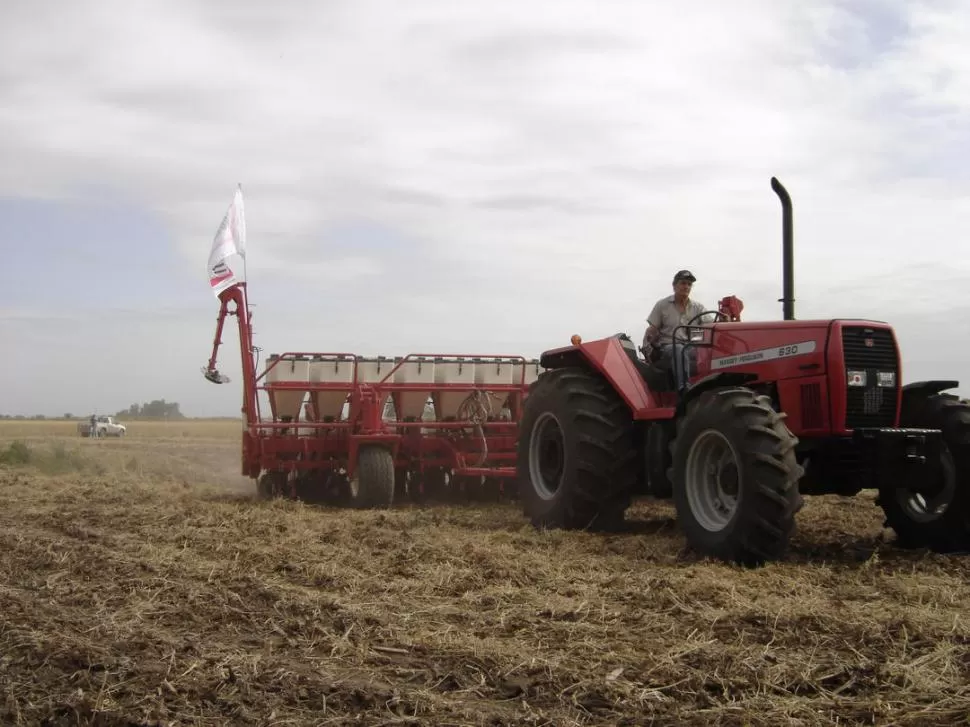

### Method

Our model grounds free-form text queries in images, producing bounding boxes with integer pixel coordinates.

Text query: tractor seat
[615,334,676,393]
[629,354,655,380]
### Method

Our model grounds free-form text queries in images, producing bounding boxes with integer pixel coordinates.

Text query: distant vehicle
[77,415,127,438]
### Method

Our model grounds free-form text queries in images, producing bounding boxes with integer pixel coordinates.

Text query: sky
[2,0,970,418]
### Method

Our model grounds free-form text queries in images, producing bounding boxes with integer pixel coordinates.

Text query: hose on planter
[457,390,492,467]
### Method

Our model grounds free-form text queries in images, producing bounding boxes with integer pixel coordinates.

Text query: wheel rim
[684,429,741,532]
[529,411,565,500]
[896,448,956,522]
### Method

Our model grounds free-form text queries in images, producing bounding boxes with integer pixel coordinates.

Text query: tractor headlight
[689,328,705,342]
[876,371,896,388]
[847,370,867,387]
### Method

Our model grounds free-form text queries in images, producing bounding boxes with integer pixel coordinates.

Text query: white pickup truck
[77,415,127,438]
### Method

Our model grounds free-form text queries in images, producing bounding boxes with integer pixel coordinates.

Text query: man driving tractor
[642,269,707,390]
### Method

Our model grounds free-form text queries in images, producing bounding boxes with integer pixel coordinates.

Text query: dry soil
[1,420,969,726]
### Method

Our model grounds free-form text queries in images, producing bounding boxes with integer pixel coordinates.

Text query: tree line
[1,399,186,420]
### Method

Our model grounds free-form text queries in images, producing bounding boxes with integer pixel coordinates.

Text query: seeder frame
[204,283,539,501]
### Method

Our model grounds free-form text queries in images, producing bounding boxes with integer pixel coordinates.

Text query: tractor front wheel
[670,387,803,566]
[517,367,637,531]
[880,393,970,552]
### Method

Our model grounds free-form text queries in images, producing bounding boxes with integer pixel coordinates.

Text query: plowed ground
[1,420,969,726]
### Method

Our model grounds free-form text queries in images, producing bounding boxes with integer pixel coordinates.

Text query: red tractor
[517,177,969,565]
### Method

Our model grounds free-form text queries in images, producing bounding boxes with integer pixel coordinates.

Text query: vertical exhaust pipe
[771,176,795,321]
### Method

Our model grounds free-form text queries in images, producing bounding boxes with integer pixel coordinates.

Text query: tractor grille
[841,326,898,429]
[800,382,823,429]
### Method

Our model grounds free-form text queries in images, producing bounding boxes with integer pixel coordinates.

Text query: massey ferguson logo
[864,338,874,348]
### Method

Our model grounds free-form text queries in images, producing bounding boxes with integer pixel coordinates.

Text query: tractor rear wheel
[348,445,395,509]
[517,367,637,531]
[879,393,970,551]
[669,387,803,566]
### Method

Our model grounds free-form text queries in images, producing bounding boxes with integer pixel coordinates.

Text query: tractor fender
[539,339,662,414]
[901,380,959,398]
[675,371,760,419]
[539,346,586,371]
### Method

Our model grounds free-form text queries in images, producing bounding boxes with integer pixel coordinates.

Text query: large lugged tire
[348,445,395,509]
[516,367,637,531]
[669,387,803,566]
[879,393,970,551]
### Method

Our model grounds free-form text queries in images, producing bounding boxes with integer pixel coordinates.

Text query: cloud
[2,0,970,415]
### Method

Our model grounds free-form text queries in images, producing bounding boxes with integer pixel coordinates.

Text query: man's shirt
[646,295,707,347]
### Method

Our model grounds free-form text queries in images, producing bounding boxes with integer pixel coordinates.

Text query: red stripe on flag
[209,272,234,287]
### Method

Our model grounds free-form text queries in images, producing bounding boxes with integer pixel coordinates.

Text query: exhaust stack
[771,176,795,321]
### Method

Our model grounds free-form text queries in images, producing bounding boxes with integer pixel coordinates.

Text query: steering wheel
[673,310,730,351]
[687,310,729,327]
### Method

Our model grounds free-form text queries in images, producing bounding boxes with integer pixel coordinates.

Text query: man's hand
[642,324,659,354]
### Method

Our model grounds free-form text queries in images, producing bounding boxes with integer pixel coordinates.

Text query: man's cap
[673,269,696,283]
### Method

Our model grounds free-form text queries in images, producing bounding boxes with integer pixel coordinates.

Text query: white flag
[207,185,246,296]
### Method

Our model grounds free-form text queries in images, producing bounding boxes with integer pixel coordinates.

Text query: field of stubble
[1,419,969,726]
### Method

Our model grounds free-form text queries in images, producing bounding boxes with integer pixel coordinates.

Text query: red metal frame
[204,283,537,485]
